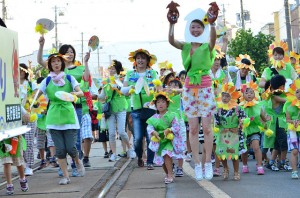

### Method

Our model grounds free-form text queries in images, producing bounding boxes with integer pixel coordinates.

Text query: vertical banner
[0,26,27,140]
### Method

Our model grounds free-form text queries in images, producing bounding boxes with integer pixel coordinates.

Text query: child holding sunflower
[147,92,185,184]
[285,79,300,178]
[214,82,247,181]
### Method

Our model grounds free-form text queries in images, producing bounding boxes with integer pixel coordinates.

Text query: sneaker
[118,151,127,158]
[204,162,213,180]
[266,163,279,171]
[127,148,136,159]
[104,152,109,158]
[279,163,293,171]
[37,160,47,170]
[291,171,299,179]
[257,167,265,175]
[72,168,81,177]
[59,177,70,185]
[6,185,14,195]
[58,168,63,177]
[185,153,192,162]
[242,165,249,173]
[19,178,29,192]
[24,167,33,176]
[175,168,184,177]
[83,158,91,167]
[213,168,221,177]
[109,153,117,162]
[77,161,85,177]
[147,164,154,170]
[195,163,203,181]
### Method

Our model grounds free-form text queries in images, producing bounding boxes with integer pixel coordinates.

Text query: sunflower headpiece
[235,54,255,71]
[128,49,157,67]
[286,79,300,108]
[108,60,116,69]
[158,60,173,70]
[290,51,300,63]
[216,82,241,110]
[239,81,260,108]
[152,91,173,105]
[268,41,290,69]
[214,45,225,59]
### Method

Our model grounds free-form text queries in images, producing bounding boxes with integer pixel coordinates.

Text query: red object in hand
[10,137,19,155]
[166,1,180,24]
[207,2,220,24]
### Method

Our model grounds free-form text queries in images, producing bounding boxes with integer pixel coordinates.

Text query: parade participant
[35,77,57,170]
[178,70,187,85]
[264,75,292,171]
[289,51,300,75]
[210,46,229,96]
[233,54,256,90]
[19,63,38,176]
[99,60,135,162]
[147,92,184,184]
[158,61,172,77]
[259,41,297,89]
[37,36,92,172]
[122,49,158,169]
[284,79,300,178]
[239,81,270,175]
[166,79,186,177]
[37,53,85,185]
[168,3,219,180]
[214,82,247,181]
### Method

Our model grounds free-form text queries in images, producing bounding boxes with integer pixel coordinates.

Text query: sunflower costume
[233,54,257,90]
[261,41,297,82]
[146,92,185,166]
[284,79,300,144]
[239,81,265,139]
[290,51,300,75]
[215,83,247,160]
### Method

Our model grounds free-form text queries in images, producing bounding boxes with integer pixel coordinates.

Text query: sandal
[233,172,240,181]
[138,158,144,167]
[223,169,229,180]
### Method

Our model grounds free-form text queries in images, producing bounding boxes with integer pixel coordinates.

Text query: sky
[2,0,293,73]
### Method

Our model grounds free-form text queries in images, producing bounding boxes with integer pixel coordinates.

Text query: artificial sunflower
[239,81,260,108]
[268,41,290,69]
[214,45,225,59]
[31,95,48,114]
[152,91,173,104]
[128,49,157,67]
[235,54,256,71]
[158,60,173,70]
[286,79,300,108]
[216,82,240,110]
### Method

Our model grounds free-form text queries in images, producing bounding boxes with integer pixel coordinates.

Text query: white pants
[107,111,129,144]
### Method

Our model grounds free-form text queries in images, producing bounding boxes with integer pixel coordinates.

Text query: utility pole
[81,32,84,64]
[54,5,58,51]
[240,0,245,29]
[284,0,293,51]
[1,0,6,23]
[222,4,226,26]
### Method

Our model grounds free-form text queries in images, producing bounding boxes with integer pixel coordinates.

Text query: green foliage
[227,29,275,75]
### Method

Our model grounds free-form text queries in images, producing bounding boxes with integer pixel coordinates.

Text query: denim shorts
[246,133,261,145]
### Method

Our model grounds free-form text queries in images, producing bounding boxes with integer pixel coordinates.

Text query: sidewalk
[0,139,126,197]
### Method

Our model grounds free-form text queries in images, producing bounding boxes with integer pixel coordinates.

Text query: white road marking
[183,162,231,198]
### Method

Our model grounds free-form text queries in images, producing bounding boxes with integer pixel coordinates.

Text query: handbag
[139,93,156,121]
[102,90,116,119]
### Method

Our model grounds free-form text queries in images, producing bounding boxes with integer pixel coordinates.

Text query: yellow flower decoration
[108,60,116,69]
[31,95,48,114]
[288,123,300,131]
[166,133,174,140]
[290,51,300,64]
[214,45,225,59]
[35,24,48,35]
[239,81,260,108]
[129,88,135,95]
[152,79,162,87]
[235,54,256,71]
[216,82,241,110]
[151,136,160,143]
[128,49,157,67]
[213,127,219,133]
[158,60,173,69]
[30,113,38,122]
[265,128,274,138]
[268,41,290,69]
[286,79,300,108]
[152,91,173,104]
[202,14,209,25]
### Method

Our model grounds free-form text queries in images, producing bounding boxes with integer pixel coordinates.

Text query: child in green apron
[147,92,185,184]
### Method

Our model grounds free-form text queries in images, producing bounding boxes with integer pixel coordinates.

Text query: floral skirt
[182,87,216,118]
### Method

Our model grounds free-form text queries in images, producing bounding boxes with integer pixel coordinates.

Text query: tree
[227,29,275,74]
